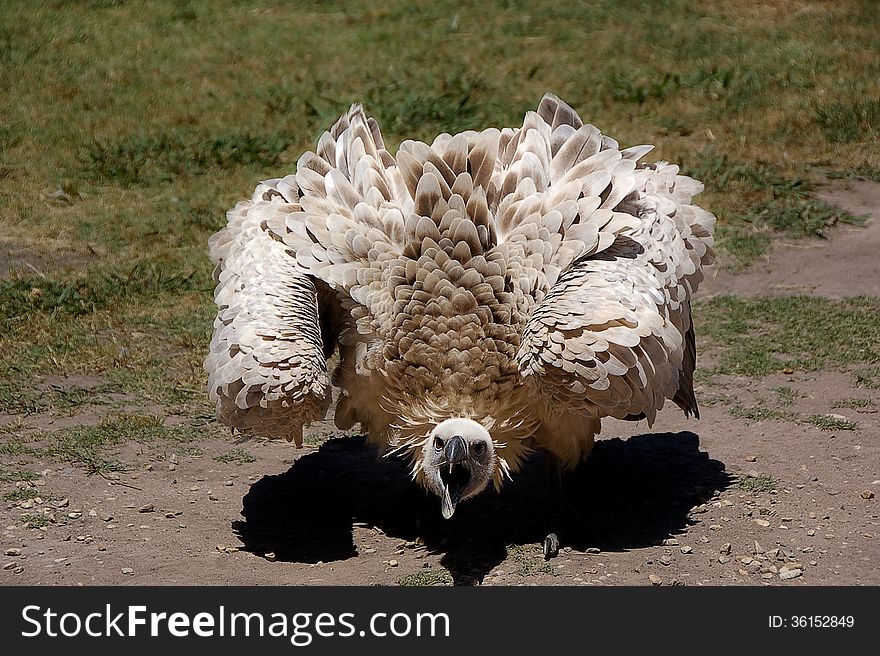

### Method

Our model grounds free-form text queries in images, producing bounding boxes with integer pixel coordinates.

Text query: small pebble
[648,574,662,586]
[138,504,155,513]
[388,559,399,567]
[264,552,276,562]
[680,546,693,554]
[121,568,134,575]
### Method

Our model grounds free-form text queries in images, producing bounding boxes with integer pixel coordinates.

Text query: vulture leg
[542,454,567,560]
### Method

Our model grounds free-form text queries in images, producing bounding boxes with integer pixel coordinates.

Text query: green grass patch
[771,386,801,407]
[19,513,50,529]
[739,474,777,493]
[397,569,453,586]
[697,296,880,377]
[0,439,41,458]
[506,544,555,577]
[214,448,257,465]
[805,415,857,432]
[1,263,208,326]
[85,130,295,185]
[0,468,38,483]
[728,403,797,423]
[713,226,771,270]
[0,414,201,475]
[832,398,875,409]
[681,152,867,268]
[754,197,865,238]
[814,99,880,143]
[827,164,880,183]
[853,367,880,389]
[0,381,111,416]
[2,487,39,502]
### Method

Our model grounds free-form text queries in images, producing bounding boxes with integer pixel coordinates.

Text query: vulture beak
[440,435,469,519]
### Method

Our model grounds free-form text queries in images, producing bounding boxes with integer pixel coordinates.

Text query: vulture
[205,93,716,557]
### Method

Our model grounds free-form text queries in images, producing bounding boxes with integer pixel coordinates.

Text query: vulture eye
[472,442,486,457]
[433,436,444,451]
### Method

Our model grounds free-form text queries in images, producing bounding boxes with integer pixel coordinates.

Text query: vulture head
[421,418,495,519]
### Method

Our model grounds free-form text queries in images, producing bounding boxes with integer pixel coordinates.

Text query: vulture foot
[543,532,560,560]
[542,453,569,560]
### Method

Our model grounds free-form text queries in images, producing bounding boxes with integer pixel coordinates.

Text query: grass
[739,474,777,493]
[85,130,296,185]
[0,2,878,466]
[832,398,875,409]
[0,414,204,476]
[20,513,50,529]
[853,368,880,389]
[728,403,796,423]
[681,152,866,268]
[0,468,38,483]
[771,386,801,407]
[697,296,880,377]
[814,99,880,144]
[213,448,257,465]
[2,487,39,502]
[506,544,555,577]
[397,569,454,586]
[0,381,111,415]
[804,415,858,432]
[726,400,859,432]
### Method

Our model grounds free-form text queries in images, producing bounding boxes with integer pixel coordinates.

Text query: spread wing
[204,179,335,445]
[516,139,715,424]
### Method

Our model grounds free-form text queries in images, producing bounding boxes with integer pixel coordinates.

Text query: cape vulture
[205,94,716,558]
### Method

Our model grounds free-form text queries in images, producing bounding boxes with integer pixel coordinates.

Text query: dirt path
[698,179,880,299]
[2,182,879,586]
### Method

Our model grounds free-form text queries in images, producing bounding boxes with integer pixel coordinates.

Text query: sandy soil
[2,181,878,586]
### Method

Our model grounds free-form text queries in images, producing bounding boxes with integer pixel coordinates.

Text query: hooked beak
[440,436,469,519]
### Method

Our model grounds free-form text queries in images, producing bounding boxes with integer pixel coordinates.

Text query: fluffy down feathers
[205,93,715,482]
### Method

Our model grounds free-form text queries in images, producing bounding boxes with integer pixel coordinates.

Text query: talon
[543,533,560,560]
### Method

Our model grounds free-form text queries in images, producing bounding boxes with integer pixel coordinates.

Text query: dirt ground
[2,180,878,587]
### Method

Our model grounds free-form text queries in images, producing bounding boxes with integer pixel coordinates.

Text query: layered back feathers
[207,93,715,473]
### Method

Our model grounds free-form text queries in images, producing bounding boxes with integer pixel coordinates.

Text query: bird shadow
[234,431,732,585]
